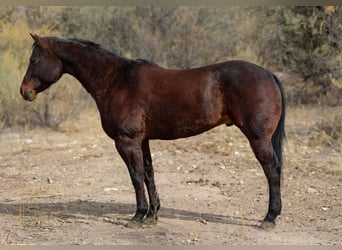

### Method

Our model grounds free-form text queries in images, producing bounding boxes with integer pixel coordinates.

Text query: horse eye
[30,57,38,64]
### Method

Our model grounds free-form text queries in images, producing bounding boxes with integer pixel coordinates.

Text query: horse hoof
[125,220,143,229]
[260,221,276,230]
[144,216,158,225]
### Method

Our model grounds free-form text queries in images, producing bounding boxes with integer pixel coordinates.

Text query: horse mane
[42,36,157,67]
[65,37,131,62]
[68,38,101,48]
[67,38,131,61]
[67,38,156,66]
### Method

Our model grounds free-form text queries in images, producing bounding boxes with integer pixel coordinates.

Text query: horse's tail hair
[272,74,286,174]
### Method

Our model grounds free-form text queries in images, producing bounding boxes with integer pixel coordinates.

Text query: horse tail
[272,74,286,174]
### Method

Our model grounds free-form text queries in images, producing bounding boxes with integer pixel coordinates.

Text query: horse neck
[51,39,124,100]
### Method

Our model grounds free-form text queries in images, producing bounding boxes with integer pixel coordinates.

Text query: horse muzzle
[20,77,39,101]
[20,86,37,101]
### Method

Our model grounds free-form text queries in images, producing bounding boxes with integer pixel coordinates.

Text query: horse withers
[20,34,286,229]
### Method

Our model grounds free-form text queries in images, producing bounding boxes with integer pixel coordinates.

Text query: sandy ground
[0,106,341,245]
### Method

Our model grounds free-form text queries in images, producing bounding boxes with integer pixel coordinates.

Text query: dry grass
[309,114,342,149]
[285,106,342,179]
[287,106,341,151]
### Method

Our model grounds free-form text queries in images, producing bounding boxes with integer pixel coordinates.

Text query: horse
[20,34,286,229]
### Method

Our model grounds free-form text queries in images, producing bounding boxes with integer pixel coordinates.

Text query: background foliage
[0,6,341,131]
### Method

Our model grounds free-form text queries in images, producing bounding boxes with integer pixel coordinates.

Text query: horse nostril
[20,87,35,101]
[27,90,34,99]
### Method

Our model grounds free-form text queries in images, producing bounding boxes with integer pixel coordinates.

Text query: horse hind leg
[248,137,282,229]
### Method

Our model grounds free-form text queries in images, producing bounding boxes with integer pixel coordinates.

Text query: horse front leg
[142,140,160,225]
[114,136,148,228]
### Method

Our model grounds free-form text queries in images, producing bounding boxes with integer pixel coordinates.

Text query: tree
[280,7,341,90]
[161,7,240,69]
[251,7,341,97]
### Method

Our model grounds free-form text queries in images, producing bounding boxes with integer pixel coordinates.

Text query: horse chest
[98,103,144,140]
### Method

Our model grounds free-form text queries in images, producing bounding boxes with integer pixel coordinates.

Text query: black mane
[45,36,156,66]
[68,38,100,48]
[68,38,156,66]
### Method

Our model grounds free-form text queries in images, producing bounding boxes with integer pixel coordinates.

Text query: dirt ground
[0,106,341,245]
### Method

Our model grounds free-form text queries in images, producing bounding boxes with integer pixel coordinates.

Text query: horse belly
[147,118,227,140]
[146,93,230,140]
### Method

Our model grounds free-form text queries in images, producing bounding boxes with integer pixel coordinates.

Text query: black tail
[272,74,286,172]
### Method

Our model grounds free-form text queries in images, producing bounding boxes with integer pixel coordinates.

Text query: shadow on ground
[0,200,260,228]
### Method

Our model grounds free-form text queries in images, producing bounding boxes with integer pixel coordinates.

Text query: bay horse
[20,34,286,229]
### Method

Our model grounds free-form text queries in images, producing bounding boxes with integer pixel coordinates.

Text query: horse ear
[30,33,40,44]
[30,33,50,51]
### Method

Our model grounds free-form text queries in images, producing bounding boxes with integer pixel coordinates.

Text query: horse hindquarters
[227,74,285,228]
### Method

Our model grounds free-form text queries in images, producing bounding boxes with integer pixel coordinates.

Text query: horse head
[20,34,63,101]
